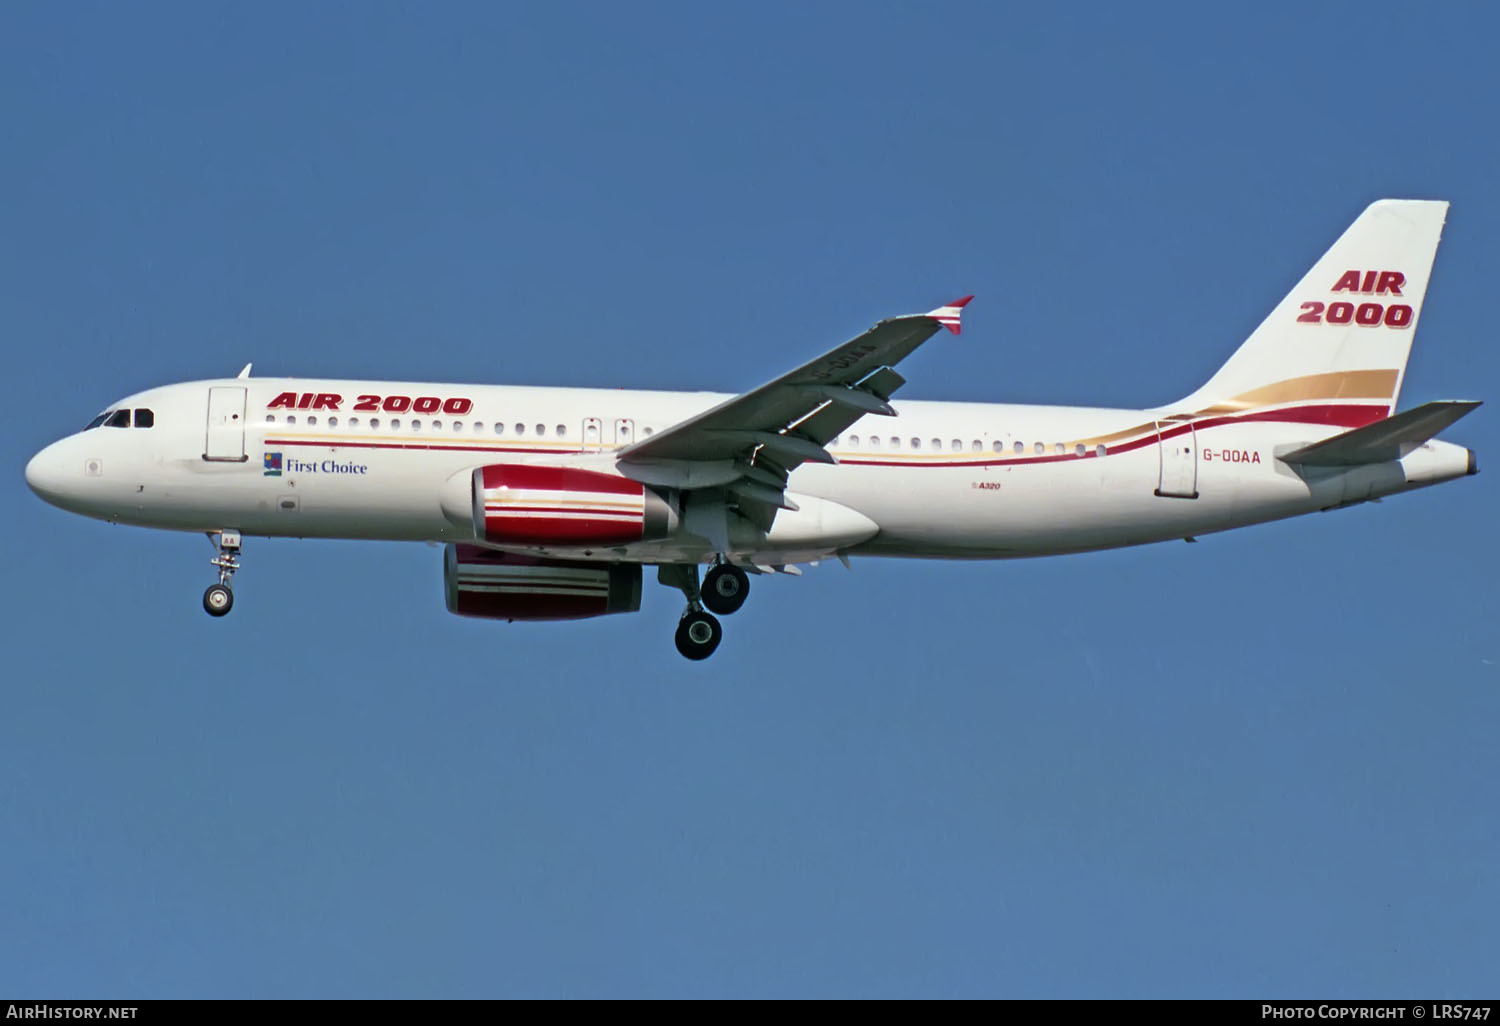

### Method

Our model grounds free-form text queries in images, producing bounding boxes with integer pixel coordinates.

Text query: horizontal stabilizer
[1281,400,1481,466]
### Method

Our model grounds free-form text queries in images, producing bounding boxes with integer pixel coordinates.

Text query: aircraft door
[614,418,635,448]
[582,417,604,453]
[1154,420,1198,499]
[205,386,248,462]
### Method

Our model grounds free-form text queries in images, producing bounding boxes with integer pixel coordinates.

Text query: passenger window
[306,415,317,426]
[515,424,525,436]
[890,437,900,450]
[133,409,154,428]
[971,440,982,452]
[1075,444,1086,457]
[993,440,1004,452]
[536,424,546,436]
[431,420,442,431]
[285,415,296,425]
[411,419,421,431]
[349,417,360,428]
[1054,443,1064,455]
[950,439,961,452]
[869,436,881,449]
[911,438,921,450]
[85,412,110,430]
[452,421,463,432]
[390,419,401,430]
[849,435,860,446]
[265,414,275,423]
[494,423,504,434]
[473,422,483,433]
[642,427,653,438]
[369,418,380,429]
[556,425,567,437]
[105,409,131,428]
[328,416,338,428]
[1014,441,1024,454]
[1096,444,1107,457]
[1034,442,1044,455]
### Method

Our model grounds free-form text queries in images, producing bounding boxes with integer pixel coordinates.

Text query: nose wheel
[203,529,242,618]
[203,583,234,616]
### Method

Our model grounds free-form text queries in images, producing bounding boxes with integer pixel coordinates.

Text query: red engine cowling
[471,464,675,547]
[444,544,642,621]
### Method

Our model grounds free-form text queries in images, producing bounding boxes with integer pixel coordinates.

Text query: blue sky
[3,2,1497,998]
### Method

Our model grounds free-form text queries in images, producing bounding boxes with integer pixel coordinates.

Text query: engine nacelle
[444,544,642,621]
[471,464,676,547]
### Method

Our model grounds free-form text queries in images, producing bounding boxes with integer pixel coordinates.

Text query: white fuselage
[24,377,1476,566]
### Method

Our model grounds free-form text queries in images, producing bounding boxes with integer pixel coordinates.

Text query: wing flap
[1281,400,1481,466]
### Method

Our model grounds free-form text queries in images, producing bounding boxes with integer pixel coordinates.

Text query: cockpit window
[133,409,154,428]
[84,412,110,430]
[105,409,131,428]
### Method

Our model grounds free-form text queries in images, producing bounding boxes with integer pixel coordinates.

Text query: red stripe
[840,403,1389,468]
[271,402,1392,470]
[454,591,609,621]
[485,504,641,518]
[456,582,607,596]
[480,464,644,496]
[483,518,646,545]
[451,545,606,570]
[266,439,567,455]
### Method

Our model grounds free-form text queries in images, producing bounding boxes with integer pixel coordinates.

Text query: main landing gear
[659,559,751,660]
[203,529,242,617]
[702,560,749,615]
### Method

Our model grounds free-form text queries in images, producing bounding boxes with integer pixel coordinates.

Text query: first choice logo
[264,452,368,476]
[284,457,368,475]
[1298,269,1413,328]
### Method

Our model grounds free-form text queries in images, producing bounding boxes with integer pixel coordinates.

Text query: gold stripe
[488,497,643,510]
[1198,368,1399,414]
[1069,369,1400,447]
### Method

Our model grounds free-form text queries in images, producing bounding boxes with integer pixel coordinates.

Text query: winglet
[926,295,974,335]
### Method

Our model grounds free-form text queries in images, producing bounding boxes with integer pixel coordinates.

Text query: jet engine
[469,464,677,547]
[443,543,642,621]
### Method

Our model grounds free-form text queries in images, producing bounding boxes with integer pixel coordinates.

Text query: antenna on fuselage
[237,363,253,379]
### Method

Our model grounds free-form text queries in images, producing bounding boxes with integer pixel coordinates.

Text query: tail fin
[1171,199,1448,416]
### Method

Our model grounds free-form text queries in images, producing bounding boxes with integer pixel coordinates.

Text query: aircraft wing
[617,297,972,486]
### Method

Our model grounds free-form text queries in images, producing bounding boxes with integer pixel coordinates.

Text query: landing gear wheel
[675,609,723,660]
[204,529,242,617]
[203,583,234,617]
[702,562,749,615]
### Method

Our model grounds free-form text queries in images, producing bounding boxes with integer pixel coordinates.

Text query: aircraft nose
[25,442,70,506]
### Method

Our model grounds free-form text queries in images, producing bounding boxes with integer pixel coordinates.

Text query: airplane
[25,198,1480,660]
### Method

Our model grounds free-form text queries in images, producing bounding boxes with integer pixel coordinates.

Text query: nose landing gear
[203,530,241,617]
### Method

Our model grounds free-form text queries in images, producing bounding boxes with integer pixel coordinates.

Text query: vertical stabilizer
[1171,199,1447,416]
